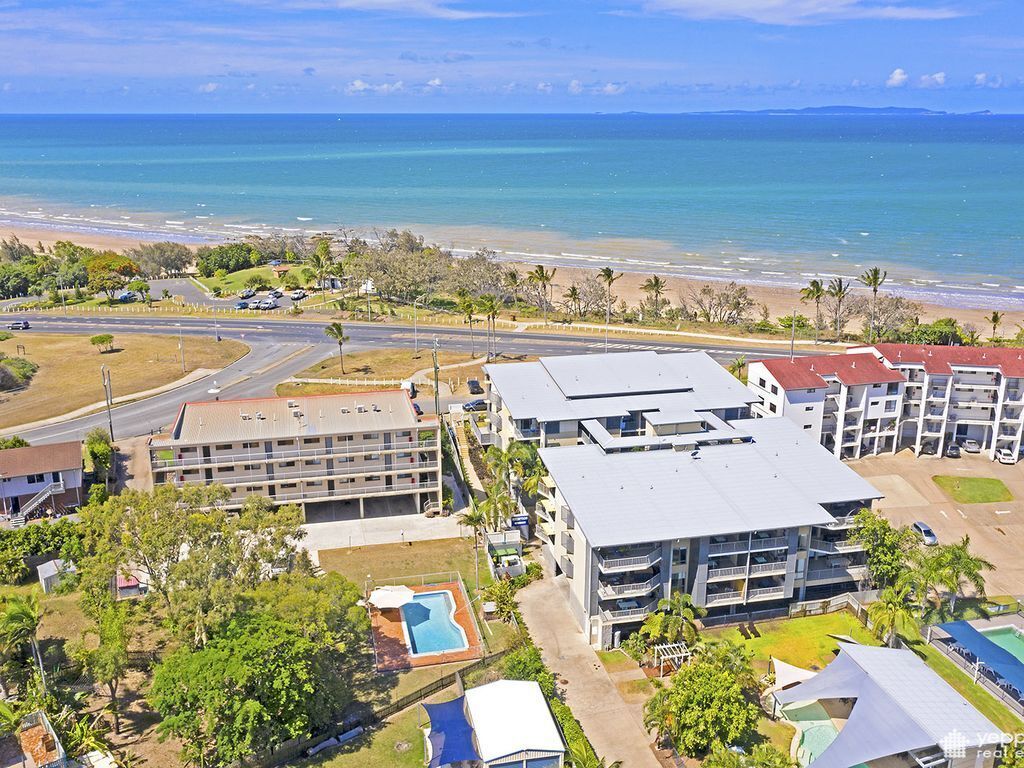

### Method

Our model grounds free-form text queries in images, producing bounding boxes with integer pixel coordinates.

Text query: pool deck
[370,581,484,671]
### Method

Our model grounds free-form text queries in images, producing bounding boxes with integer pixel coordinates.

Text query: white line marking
[938,510,948,518]
[995,510,1012,515]
[958,508,967,519]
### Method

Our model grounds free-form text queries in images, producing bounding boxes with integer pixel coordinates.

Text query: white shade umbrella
[368,585,415,610]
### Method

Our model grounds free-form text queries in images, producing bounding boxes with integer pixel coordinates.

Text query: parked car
[997,448,1017,465]
[117,291,136,303]
[961,438,982,454]
[912,521,939,546]
[412,402,423,416]
[467,379,484,395]
[268,289,283,299]
[258,299,278,310]
[5,320,29,330]
[239,288,256,299]
[463,399,487,412]
[235,301,250,310]
[944,443,961,458]
[269,259,282,266]
[289,289,306,301]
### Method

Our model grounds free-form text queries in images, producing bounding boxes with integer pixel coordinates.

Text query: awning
[368,585,414,610]
[423,697,479,768]
[769,657,817,691]
[492,545,518,558]
[938,620,1024,694]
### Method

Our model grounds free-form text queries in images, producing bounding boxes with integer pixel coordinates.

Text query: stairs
[10,481,64,528]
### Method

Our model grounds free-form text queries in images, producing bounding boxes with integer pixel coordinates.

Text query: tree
[126,278,151,305]
[598,267,622,349]
[642,645,760,756]
[89,334,114,353]
[858,267,887,343]
[0,436,28,450]
[851,508,914,588]
[303,239,337,301]
[84,428,113,482]
[940,535,993,612]
[0,594,46,694]
[502,643,555,698]
[826,277,853,337]
[640,591,707,645]
[476,293,501,361]
[988,311,1005,341]
[900,546,946,611]
[482,578,518,623]
[703,741,794,768]
[243,273,271,291]
[502,268,523,303]
[456,292,478,357]
[527,265,556,324]
[641,275,668,318]
[323,322,350,375]
[867,584,915,647]
[85,252,141,304]
[75,602,134,734]
[562,284,583,317]
[150,612,349,767]
[478,482,513,532]
[728,356,747,381]
[565,742,623,768]
[125,241,191,277]
[682,282,755,325]
[799,279,826,344]
[458,507,486,595]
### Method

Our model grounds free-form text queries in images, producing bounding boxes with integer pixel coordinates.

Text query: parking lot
[849,450,1024,596]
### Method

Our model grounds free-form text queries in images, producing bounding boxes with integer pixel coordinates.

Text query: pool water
[782,702,867,768]
[982,626,1024,664]
[400,590,469,656]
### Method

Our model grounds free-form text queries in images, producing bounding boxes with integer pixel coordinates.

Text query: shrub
[2,356,37,384]
[502,644,555,698]
[550,699,595,763]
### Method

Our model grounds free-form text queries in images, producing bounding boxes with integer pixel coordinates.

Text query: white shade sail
[368,585,415,610]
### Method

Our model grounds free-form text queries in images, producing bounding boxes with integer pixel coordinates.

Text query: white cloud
[345,78,404,95]
[197,82,219,93]
[426,77,443,88]
[632,0,963,25]
[850,78,865,87]
[601,82,626,95]
[973,72,1003,88]
[568,79,584,95]
[227,0,522,20]
[245,82,257,91]
[536,81,553,94]
[1,83,11,93]
[885,67,908,87]
[918,71,946,88]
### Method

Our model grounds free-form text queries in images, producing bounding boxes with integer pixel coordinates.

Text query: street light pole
[100,365,114,441]
[176,323,185,373]
[58,279,67,318]
[432,335,441,420]
[413,299,422,354]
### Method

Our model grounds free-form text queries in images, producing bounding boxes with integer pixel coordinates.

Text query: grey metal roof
[775,644,1001,768]
[539,417,881,547]
[485,351,757,422]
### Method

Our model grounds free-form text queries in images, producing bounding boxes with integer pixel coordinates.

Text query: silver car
[912,521,938,546]
[961,438,982,454]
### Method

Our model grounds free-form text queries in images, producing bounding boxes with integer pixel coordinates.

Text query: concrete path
[518,576,660,768]
[300,511,464,554]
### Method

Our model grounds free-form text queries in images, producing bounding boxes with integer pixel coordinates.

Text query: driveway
[850,450,1024,596]
[518,575,660,767]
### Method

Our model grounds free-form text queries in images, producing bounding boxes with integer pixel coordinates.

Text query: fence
[700,589,877,629]
[926,622,1024,719]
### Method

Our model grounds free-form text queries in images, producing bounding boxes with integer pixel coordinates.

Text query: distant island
[692,106,993,116]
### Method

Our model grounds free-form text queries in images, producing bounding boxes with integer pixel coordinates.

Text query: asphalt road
[6,313,807,444]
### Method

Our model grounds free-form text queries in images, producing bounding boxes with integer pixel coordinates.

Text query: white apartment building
[481,351,881,648]
[149,391,442,518]
[747,354,906,460]
[748,343,1024,461]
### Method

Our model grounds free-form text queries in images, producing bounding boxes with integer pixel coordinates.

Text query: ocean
[0,113,1022,306]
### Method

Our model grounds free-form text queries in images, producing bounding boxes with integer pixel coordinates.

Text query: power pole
[101,365,114,440]
[177,323,186,372]
[790,309,796,361]
[432,335,441,420]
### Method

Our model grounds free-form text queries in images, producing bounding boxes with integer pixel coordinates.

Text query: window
[758,378,766,388]
[547,421,561,434]
[276,440,294,446]
[242,441,259,449]
[672,548,687,565]
[26,473,44,484]
[887,382,900,395]
[366,475,381,481]
[339,435,353,442]
[281,483,297,489]
[885,401,897,413]
[365,453,380,461]
[215,443,233,451]
[305,459,322,466]
[807,388,817,394]
[280,461,295,468]
[243,464,260,471]
[805,405,814,411]
[769,403,777,414]
[302,437,319,445]
[770,385,779,395]
[804,424,813,430]
[362,433,379,440]
[870,400,880,407]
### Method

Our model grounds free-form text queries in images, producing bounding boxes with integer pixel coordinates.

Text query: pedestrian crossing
[583,341,791,358]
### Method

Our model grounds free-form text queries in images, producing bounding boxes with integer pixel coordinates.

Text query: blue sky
[1,0,1022,112]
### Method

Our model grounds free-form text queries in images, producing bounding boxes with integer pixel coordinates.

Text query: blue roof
[939,620,1024,694]
[423,697,478,768]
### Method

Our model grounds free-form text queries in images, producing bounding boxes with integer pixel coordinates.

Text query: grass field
[933,475,1013,504]
[296,348,477,382]
[195,266,280,295]
[0,333,248,429]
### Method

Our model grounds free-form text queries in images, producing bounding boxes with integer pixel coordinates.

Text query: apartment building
[149,391,442,517]
[749,343,1024,461]
[0,441,84,524]
[747,354,905,460]
[479,351,881,649]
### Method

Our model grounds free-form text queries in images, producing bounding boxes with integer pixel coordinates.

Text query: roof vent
[240,412,251,420]
[255,411,265,420]
[356,405,366,413]
[851,361,856,368]
[292,408,301,418]
[341,407,350,414]
[287,400,297,408]
[372,404,381,412]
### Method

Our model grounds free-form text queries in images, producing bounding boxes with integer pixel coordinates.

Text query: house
[773,643,1003,768]
[423,680,565,768]
[148,391,442,519]
[478,351,882,648]
[0,441,84,524]
[748,343,1024,461]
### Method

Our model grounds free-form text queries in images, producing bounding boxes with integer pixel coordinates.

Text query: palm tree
[478,483,513,532]
[899,547,946,612]
[502,268,523,303]
[562,284,582,317]
[0,594,46,693]
[941,535,994,612]
[458,507,487,595]
[598,267,622,352]
[987,311,1005,341]
[303,239,338,301]
[799,279,826,344]
[727,355,747,381]
[456,292,478,357]
[484,441,532,496]
[527,265,556,324]
[323,322,350,375]
[643,685,674,750]
[643,591,706,645]
[476,293,501,361]
[858,267,887,343]
[867,584,914,647]
[963,329,982,346]
[827,277,852,337]
[641,275,667,318]
[566,741,623,768]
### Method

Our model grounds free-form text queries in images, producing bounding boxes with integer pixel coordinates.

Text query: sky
[1,0,1023,112]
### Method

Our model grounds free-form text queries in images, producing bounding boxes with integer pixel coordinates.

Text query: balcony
[820,515,857,530]
[537,520,556,543]
[221,478,439,508]
[170,458,441,487]
[810,538,863,554]
[597,547,662,573]
[707,564,747,582]
[749,535,789,552]
[536,498,557,524]
[152,437,439,470]
[750,560,788,577]
[561,532,575,555]
[705,590,744,607]
[561,505,574,530]
[806,564,868,583]
[708,535,788,556]
[747,585,787,602]
[513,423,541,441]
[597,575,661,600]
[600,598,658,623]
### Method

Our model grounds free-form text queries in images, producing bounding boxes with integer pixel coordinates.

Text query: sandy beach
[6,222,1021,335]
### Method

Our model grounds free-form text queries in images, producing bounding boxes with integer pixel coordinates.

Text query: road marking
[957,508,967,519]
[995,510,1012,515]
[938,510,948,518]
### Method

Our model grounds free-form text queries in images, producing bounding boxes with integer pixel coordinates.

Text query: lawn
[0,333,248,429]
[705,611,879,674]
[195,266,279,295]
[295,348,477,383]
[933,475,1013,504]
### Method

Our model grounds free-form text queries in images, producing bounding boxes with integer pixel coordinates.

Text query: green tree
[640,591,707,645]
[799,279,826,344]
[323,322,350,375]
[74,602,135,734]
[527,265,556,324]
[303,239,338,301]
[476,293,501,361]
[482,578,518,623]
[703,741,794,768]
[641,275,667,318]
[126,278,151,305]
[940,535,994,612]
[867,584,915,647]
[502,268,523,303]
[502,643,555,698]
[0,594,46,693]
[243,273,271,291]
[988,311,1005,341]
[458,507,486,595]
[851,508,914,588]
[456,292,478,357]
[89,334,114,353]
[728,355,747,381]
[0,436,28,450]
[85,427,113,482]
[565,742,623,768]
[858,267,887,343]
[826,277,853,337]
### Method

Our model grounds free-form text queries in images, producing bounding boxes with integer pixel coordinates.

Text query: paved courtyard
[300,502,464,557]
[849,450,1024,597]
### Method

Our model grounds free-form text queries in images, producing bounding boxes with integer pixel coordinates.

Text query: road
[7,312,807,444]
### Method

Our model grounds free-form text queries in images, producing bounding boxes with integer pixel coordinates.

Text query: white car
[961,439,982,454]
[997,448,1017,465]
[258,298,278,310]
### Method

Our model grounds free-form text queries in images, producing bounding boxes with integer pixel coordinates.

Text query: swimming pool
[400,590,469,656]
[782,702,867,768]
[982,626,1024,665]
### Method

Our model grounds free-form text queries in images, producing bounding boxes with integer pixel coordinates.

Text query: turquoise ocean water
[0,114,1022,305]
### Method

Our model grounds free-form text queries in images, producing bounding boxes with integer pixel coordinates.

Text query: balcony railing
[806,565,868,583]
[707,565,747,582]
[747,585,787,601]
[750,560,788,576]
[749,536,789,552]
[708,536,788,556]
[513,424,541,440]
[170,459,440,487]
[820,516,857,530]
[600,598,658,622]
[810,538,863,554]
[152,438,439,470]
[215,479,439,507]
[597,575,661,600]
[705,590,744,606]
[597,548,662,573]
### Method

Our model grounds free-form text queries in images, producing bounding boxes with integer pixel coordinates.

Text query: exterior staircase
[10,480,64,528]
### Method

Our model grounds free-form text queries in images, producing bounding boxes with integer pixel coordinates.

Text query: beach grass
[0,333,247,430]
[933,475,1013,504]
